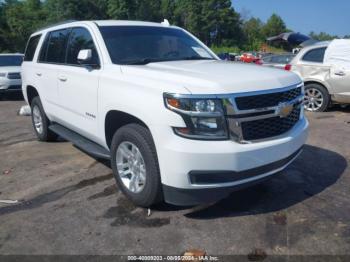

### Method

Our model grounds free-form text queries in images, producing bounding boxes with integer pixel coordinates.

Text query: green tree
[0,3,8,52]
[44,0,108,24]
[173,0,243,47]
[107,0,162,21]
[4,0,46,52]
[160,0,176,22]
[262,13,286,38]
[309,31,338,41]
[243,17,264,50]
[107,0,138,20]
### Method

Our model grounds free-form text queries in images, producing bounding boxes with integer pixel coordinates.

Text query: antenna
[161,19,170,27]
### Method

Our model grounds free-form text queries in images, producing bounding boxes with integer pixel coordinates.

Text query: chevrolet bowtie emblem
[278,103,294,118]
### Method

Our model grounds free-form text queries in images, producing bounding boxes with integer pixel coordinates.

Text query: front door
[327,66,350,100]
[57,27,101,141]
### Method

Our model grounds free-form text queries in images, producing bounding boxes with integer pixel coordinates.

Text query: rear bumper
[163,147,303,206]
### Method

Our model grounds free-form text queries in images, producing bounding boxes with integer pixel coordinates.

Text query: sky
[231,0,350,37]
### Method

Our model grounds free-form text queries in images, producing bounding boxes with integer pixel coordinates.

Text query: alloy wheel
[116,141,146,193]
[32,105,43,134]
[304,88,324,111]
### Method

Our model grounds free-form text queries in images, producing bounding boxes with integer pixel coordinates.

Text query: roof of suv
[33,20,176,35]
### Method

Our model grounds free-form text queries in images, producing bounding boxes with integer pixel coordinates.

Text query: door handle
[36,72,42,77]
[334,71,346,76]
[58,76,67,82]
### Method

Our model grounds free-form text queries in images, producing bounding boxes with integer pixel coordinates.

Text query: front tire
[30,97,58,141]
[110,124,163,207]
[304,83,330,112]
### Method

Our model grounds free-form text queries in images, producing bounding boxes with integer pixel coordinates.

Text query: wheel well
[304,81,328,91]
[105,110,148,148]
[26,86,39,105]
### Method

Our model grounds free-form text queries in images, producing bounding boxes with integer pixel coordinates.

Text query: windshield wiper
[124,58,170,65]
[124,56,215,65]
[180,56,216,61]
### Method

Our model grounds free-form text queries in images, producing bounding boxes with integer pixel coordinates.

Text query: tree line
[0,0,347,54]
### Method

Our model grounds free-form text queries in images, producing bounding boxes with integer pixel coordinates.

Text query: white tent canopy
[324,39,350,70]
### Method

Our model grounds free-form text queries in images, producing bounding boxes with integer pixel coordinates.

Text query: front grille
[7,72,21,79]
[240,106,301,141]
[235,87,301,110]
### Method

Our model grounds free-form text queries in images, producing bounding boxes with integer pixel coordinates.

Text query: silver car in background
[287,41,350,112]
[259,54,295,69]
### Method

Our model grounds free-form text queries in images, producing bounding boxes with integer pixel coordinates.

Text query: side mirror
[77,49,92,64]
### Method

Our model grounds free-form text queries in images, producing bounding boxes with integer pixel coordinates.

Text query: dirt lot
[0,95,350,257]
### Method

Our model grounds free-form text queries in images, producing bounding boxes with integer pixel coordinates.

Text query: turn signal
[166,98,180,109]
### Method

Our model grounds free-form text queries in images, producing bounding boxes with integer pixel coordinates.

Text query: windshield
[0,55,23,67]
[99,26,215,65]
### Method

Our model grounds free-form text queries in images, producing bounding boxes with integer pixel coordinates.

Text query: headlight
[0,72,6,77]
[164,94,229,140]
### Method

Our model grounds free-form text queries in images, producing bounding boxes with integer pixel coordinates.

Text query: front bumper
[0,79,22,93]
[163,147,302,206]
[152,117,308,205]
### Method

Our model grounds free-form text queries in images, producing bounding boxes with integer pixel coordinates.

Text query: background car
[286,40,350,112]
[256,54,295,69]
[217,52,236,61]
[240,52,259,63]
[0,54,23,96]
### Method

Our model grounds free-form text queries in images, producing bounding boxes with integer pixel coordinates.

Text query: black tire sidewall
[30,97,55,141]
[110,124,162,207]
[304,84,330,112]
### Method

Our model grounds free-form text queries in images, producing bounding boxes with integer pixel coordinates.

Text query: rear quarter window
[302,47,327,63]
[24,34,41,62]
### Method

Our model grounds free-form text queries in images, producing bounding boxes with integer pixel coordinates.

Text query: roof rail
[35,20,77,33]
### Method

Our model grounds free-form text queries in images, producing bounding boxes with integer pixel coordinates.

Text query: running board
[49,124,110,160]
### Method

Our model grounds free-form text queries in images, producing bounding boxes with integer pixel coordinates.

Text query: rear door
[57,26,101,140]
[35,29,70,119]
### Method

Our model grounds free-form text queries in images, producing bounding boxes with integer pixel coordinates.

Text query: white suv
[0,54,23,95]
[22,21,308,207]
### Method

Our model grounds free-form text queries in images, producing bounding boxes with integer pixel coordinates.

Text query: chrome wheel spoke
[32,106,43,134]
[129,174,138,192]
[304,88,324,111]
[116,141,146,193]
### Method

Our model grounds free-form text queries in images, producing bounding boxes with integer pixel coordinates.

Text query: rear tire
[110,123,163,207]
[304,83,330,112]
[30,97,58,141]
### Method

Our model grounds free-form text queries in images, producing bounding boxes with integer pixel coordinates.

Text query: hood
[0,66,22,73]
[121,60,301,94]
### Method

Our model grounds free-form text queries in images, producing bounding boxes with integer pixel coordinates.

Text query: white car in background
[0,54,23,95]
[286,40,350,112]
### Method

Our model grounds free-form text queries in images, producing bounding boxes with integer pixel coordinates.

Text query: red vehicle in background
[240,52,260,63]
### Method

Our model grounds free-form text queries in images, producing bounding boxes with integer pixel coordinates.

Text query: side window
[46,29,70,64]
[38,33,50,62]
[302,47,327,63]
[24,34,41,61]
[66,27,99,65]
